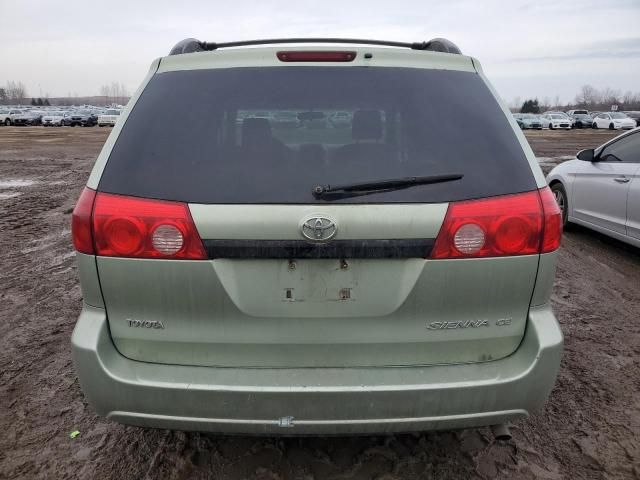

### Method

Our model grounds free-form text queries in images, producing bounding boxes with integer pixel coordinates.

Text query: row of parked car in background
[0,105,123,127]
[514,110,639,131]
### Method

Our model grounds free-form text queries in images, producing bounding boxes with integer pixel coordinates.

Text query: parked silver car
[547,128,640,247]
[513,113,543,130]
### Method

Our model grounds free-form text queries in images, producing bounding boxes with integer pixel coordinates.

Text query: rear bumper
[72,304,563,435]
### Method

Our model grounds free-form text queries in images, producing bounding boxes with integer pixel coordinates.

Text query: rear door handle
[614,177,630,183]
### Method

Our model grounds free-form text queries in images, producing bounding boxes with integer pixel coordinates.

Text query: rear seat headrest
[242,118,272,147]
[351,110,383,141]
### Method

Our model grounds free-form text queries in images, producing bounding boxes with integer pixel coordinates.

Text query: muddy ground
[0,127,638,479]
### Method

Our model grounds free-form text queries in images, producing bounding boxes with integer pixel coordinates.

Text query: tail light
[431,188,562,259]
[72,187,97,254]
[539,186,563,253]
[276,51,357,62]
[71,189,206,260]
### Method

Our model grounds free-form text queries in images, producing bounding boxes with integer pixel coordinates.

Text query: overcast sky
[1,0,638,104]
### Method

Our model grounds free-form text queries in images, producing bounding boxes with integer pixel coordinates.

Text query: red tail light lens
[102,217,145,255]
[277,51,357,62]
[92,193,206,259]
[71,187,97,254]
[431,190,558,259]
[539,186,563,253]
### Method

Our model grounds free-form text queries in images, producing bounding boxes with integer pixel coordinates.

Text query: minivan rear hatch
[94,60,541,368]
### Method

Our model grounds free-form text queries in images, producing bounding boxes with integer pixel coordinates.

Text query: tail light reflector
[431,188,561,259]
[453,223,485,254]
[151,224,185,255]
[277,51,357,62]
[71,191,207,260]
[71,187,97,254]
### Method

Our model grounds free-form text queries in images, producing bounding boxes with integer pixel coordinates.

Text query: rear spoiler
[168,37,462,56]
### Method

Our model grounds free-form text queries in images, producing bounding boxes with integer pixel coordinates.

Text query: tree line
[98,82,130,106]
[0,80,130,106]
[30,98,51,106]
[514,85,640,113]
[0,81,28,104]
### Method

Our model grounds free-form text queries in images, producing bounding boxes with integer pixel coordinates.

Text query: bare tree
[622,91,635,106]
[575,84,602,107]
[541,96,551,111]
[99,82,130,106]
[114,82,129,104]
[601,87,621,106]
[5,81,28,103]
[99,84,110,105]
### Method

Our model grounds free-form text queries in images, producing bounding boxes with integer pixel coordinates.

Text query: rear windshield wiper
[312,173,464,200]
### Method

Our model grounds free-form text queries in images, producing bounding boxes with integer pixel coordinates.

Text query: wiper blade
[312,173,464,200]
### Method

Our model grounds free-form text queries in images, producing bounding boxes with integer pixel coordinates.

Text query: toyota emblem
[300,216,337,242]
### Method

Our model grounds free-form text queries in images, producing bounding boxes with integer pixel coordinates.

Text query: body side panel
[76,252,104,308]
[530,251,557,308]
[569,217,640,248]
[626,165,640,239]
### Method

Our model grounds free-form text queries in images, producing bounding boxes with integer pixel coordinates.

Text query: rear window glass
[99,67,535,204]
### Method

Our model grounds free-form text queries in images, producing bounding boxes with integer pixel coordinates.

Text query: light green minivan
[71,38,563,436]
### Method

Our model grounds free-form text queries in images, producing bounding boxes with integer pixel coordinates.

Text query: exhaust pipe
[491,424,512,441]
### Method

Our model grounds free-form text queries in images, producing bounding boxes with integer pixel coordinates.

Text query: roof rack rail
[168,37,462,56]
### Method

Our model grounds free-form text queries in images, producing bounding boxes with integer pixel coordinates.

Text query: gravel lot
[1,127,638,479]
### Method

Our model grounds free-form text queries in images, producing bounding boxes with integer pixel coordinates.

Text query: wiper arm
[312,173,464,200]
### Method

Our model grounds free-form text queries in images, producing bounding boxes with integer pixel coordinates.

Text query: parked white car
[0,109,25,126]
[547,128,640,247]
[42,111,66,127]
[541,114,571,130]
[98,109,121,127]
[592,112,636,130]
